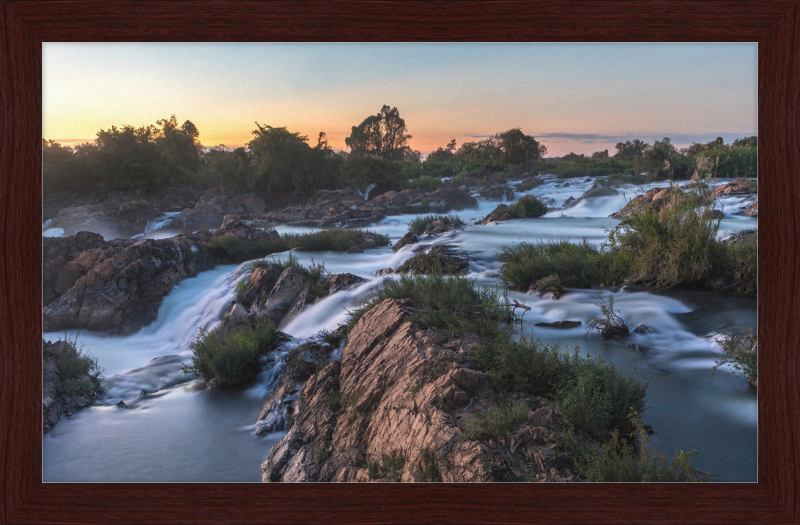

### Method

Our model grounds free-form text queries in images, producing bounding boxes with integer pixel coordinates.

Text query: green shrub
[57,338,103,382]
[585,291,630,339]
[712,328,757,385]
[558,416,707,482]
[183,318,280,386]
[208,228,390,263]
[57,378,95,396]
[711,236,757,295]
[407,214,463,235]
[368,450,406,481]
[512,195,548,218]
[394,252,466,275]
[418,449,443,482]
[325,390,342,411]
[606,182,721,289]
[345,274,511,339]
[235,280,247,303]
[470,334,647,441]
[460,399,529,441]
[405,176,444,192]
[498,239,622,290]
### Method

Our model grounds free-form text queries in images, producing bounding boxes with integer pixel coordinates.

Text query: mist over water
[43,176,757,482]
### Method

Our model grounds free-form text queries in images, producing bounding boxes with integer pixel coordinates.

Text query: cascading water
[43,175,758,482]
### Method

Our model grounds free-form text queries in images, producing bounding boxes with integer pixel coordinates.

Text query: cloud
[535,131,757,145]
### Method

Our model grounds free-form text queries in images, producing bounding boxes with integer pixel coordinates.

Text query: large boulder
[172,188,267,232]
[712,178,753,197]
[426,187,478,211]
[743,199,758,218]
[258,267,307,325]
[566,185,618,208]
[43,233,212,333]
[261,299,578,483]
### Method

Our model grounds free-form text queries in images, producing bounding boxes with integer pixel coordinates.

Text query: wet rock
[43,234,213,333]
[723,230,757,245]
[632,324,654,334]
[392,231,418,252]
[626,343,647,353]
[743,199,757,218]
[426,187,478,211]
[327,273,365,295]
[516,176,544,192]
[116,401,128,409]
[242,264,284,309]
[174,188,267,232]
[534,320,581,329]
[262,299,580,483]
[259,267,306,325]
[712,178,752,197]
[563,196,576,207]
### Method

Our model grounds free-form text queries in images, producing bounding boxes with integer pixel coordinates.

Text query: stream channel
[43,176,757,482]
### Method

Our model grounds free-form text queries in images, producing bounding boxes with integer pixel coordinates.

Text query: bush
[57,338,103,382]
[710,236,757,295]
[394,252,467,275]
[235,280,247,303]
[498,239,622,290]
[606,182,721,289]
[368,450,406,481]
[345,274,511,339]
[470,334,647,441]
[558,415,707,482]
[418,449,443,482]
[407,214,463,235]
[585,291,630,339]
[405,176,443,192]
[183,318,280,386]
[208,228,390,263]
[459,399,529,441]
[512,195,548,218]
[712,328,757,386]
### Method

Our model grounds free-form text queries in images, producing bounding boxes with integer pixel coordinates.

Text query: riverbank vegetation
[498,182,757,296]
[183,318,282,386]
[207,228,390,263]
[712,328,758,386]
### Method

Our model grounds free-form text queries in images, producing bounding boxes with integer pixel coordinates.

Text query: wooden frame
[2,1,798,523]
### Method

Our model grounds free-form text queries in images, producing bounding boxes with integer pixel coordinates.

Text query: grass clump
[710,235,757,295]
[368,450,406,481]
[558,414,707,482]
[585,291,629,339]
[394,252,467,275]
[470,334,647,442]
[183,318,280,386]
[208,228,390,263]
[460,399,529,441]
[345,274,511,339]
[418,449,443,482]
[512,195,549,218]
[498,239,622,290]
[56,337,104,383]
[325,390,343,411]
[606,182,721,289]
[712,328,757,386]
[407,214,463,235]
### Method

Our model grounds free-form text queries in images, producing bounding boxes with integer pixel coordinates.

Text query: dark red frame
[2,1,798,523]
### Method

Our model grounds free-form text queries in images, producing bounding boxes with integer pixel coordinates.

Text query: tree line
[43,105,755,199]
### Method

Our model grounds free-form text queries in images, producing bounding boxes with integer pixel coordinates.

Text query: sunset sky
[43,43,757,157]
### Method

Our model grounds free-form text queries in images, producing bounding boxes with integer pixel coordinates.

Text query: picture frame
[2,1,797,523]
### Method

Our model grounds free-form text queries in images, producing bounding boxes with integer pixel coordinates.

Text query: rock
[242,264,284,309]
[632,324,653,334]
[43,233,212,333]
[392,231,418,252]
[223,303,251,334]
[573,185,618,204]
[712,178,752,197]
[175,188,267,232]
[500,213,513,221]
[743,199,758,218]
[327,273,365,295]
[626,343,647,353]
[393,246,469,275]
[259,267,306,325]
[116,401,128,409]
[723,230,757,245]
[210,218,274,243]
[516,176,544,192]
[426,187,478,211]
[261,299,579,483]
[534,320,582,329]
[563,196,576,207]
[481,185,514,201]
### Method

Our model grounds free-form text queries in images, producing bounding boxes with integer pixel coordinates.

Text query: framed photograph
[3,1,798,523]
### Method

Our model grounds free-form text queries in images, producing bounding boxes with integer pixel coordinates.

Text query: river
[43,176,758,482]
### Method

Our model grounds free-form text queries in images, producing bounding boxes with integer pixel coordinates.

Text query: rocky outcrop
[148,188,268,234]
[516,176,544,192]
[261,299,578,483]
[712,178,753,198]
[388,245,469,275]
[262,187,477,227]
[392,232,418,252]
[566,185,618,208]
[43,339,103,433]
[43,233,212,333]
[609,187,721,220]
[743,199,758,218]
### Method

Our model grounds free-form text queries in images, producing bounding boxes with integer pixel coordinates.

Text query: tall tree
[345,105,412,160]
[495,128,542,165]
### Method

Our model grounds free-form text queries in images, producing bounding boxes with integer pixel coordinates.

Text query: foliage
[712,328,758,385]
[554,157,636,179]
[368,450,406,481]
[585,291,630,339]
[247,123,337,196]
[404,176,443,192]
[339,154,404,193]
[207,228,390,263]
[557,414,707,482]
[394,252,467,275]
[710,235,757,295]
[407,214,463,235]
[498,239,622,290]
[345,105,413,161]
[418,449,443,482]
[459,399,529,441]
[235,280,247,304]
[345,274,511,339]
[470,334,647,442]
[325,390,343,411]
[183,318,280,386]
[56,337,104,382]
[512,195,549,218]
[481,184,514,201]
[606,181,722,289]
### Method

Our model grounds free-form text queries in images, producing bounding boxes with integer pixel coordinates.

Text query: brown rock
[259,267,307,325]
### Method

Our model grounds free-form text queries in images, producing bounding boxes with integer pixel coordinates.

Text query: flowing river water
[43,176,757,482]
